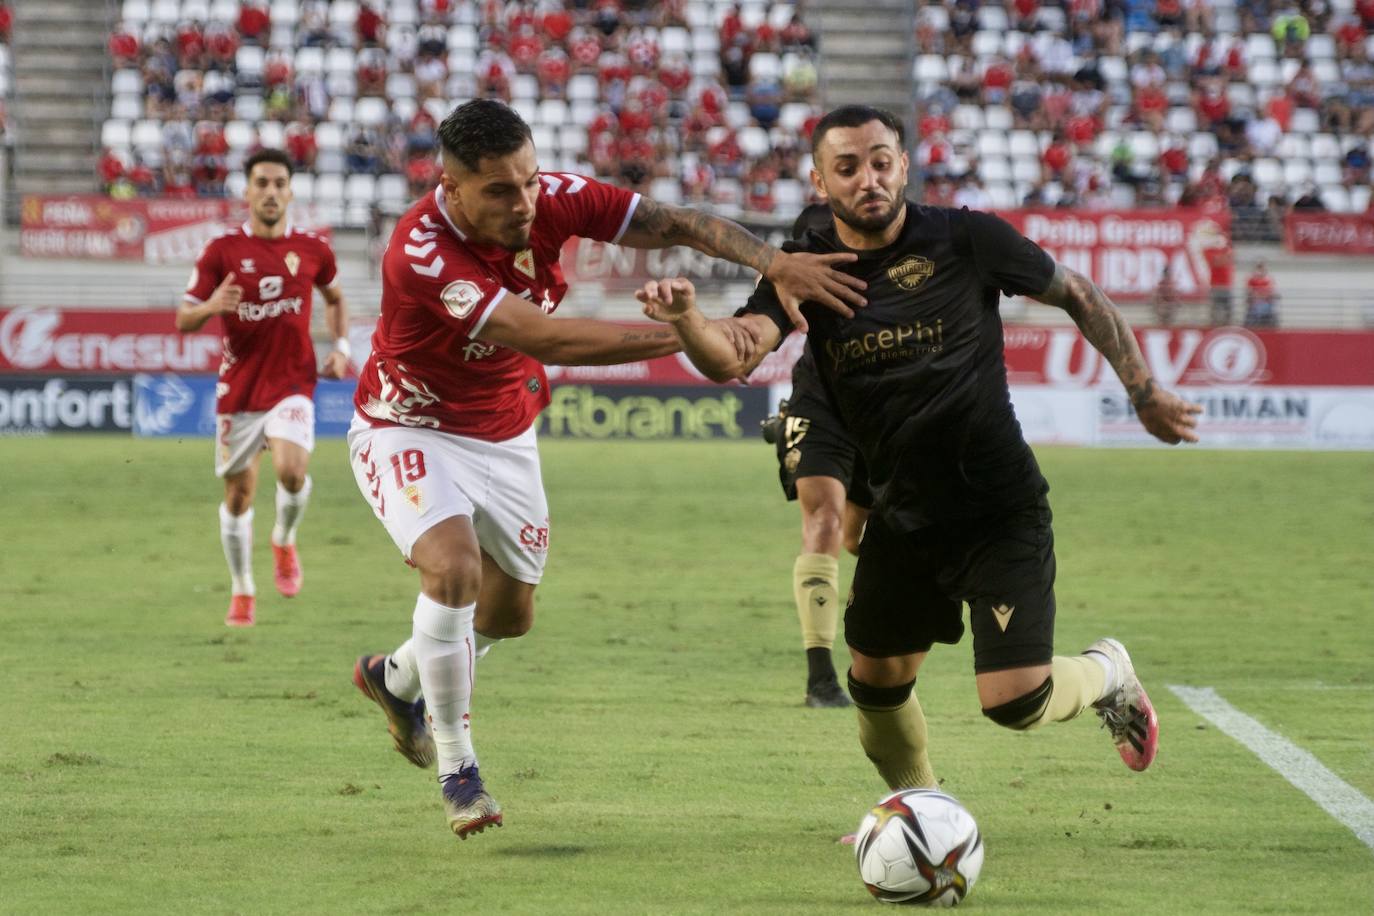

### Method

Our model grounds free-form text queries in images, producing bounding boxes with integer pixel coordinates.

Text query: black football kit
[741,203,1060,670]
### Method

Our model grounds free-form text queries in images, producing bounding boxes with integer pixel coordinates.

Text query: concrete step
[15,148,98,171]
[10,90,102,109]
[18,122,102,145]
[10,29,107,52]
[16,74,107,96]
[815,12,912,32]
[14,174,100,195]
[823,59,912,81]
[820,33,913,56]
[17,49,107,72]
[12,0,108,20]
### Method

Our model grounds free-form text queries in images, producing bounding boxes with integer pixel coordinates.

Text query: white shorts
[347,415,550,584]
[215,394,316,478]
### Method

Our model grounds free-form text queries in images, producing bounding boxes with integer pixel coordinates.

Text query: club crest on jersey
[514,248,535,279]
[888,254,935,291]
[239,258,257,274]
[441,280,483,319]
[403,484,422,510]
[284,251,300,276]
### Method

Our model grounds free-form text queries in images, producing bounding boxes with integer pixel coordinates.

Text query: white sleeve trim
[469,288,510,338]
[610,193,641,244]
[182,294,204,304]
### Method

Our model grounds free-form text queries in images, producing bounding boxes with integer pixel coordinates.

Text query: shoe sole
[1091,639,1159,772]
[1118,684,1159,772]
[352,655,436,769]
[225,617,254,627]
[453,813,503,840]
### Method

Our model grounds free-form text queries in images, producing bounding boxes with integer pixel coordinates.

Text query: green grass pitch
[2,436,1371,913]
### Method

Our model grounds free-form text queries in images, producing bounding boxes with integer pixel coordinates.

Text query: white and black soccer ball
[854,788,984,906]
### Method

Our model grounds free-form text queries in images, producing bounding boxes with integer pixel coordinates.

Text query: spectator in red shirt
[476,48,514,100]
[509,25,543,72]
[1133,83,1168,132]
[659,53,692,96]
[0,2,11,41]
[405,153,442,198]
[357,49,388,96]
[568,28,602,71]
[1194,81,1230,128]
[285,119,317,170]
[745,158,778,212]
[1013,0,1040,31]
[161,163,197,198]
[541,7,573,43]
[719,3,744,48]
[237,1,270,45]
[357,3,384,46]
[1244,262,1279,327]
[110,26,141,68]
[536,48,571,97]
[176,20,207,69]
[263,51,292,89]
[98,148,125,191]
[780,13,815,51]
[981,56,1013,105]
[1359,0,1374,29]
[204,23,238,71]
[1042,130,1073,180]
[918,104,951,138]
[1203,242,1234,325]
[1065,113,1098,145]
[1265,90,1294,131]
[128,157,158,195]
[1159,138,1188,180]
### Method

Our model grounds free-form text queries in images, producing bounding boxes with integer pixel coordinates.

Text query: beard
[256,205,282,227]
[829,187,906,234]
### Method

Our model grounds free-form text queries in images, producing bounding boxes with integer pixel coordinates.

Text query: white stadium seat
[102,119,133,149]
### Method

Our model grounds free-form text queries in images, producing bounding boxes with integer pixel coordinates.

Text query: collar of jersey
[430,185,514,263]
[241,222,294,238]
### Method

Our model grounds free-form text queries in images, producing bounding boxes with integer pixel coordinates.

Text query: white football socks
[411,593,478,777]
[384,639,423,702]
[219,503,255,596]
[1084,649,1117,701]
[271,475,312,546]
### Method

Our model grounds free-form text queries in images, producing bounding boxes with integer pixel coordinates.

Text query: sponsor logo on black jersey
[823,319,944,372]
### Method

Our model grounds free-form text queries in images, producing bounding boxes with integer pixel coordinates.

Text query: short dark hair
[244,148,293,178]
[810,105,905,156]
[438,99,534,171]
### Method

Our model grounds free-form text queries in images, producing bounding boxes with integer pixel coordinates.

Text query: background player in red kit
[348,99,867,840]
[177,148,351,627]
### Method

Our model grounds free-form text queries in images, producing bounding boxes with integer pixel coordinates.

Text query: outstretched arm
[636,278,782,383]
[617,197,866,332]
[477,296,681,366]
[1033,264,1201,444]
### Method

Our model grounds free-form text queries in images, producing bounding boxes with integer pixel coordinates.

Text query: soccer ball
[854,788,984,906]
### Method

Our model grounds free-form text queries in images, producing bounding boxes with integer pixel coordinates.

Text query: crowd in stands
[98,0,823,221]
[96,0,1374,243]
[912,0,1374,240]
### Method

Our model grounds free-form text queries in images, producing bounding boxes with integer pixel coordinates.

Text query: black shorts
[844,500,1056,672]
[775,384,874,509]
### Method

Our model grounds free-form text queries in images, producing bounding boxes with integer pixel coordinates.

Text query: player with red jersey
[177,149,351,627]
[348,99,867,840]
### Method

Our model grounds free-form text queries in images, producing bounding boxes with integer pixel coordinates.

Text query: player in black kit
[637,105,1200,793]
[763,204,872,709]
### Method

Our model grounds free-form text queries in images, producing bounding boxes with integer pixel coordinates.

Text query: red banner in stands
[998,209,1232,302]
[18,196,332,264]
[0,307,221,373]
[1001,326,1374,388]
[1283,213,1374,255]
[549,327,1374,388]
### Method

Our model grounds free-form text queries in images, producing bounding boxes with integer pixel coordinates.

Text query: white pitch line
[1168,685,1374,854]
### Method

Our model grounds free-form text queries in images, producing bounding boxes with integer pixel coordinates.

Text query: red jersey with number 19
[185,225,339,413]
[354,176,639,441]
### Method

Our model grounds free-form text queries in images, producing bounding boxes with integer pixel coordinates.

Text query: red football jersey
[354,176,638,440]
[185,225,339,414]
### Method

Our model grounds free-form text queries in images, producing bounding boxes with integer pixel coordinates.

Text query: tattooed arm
[1034,264,1201,444]
[618,197,866,331]
[478,294,681,365]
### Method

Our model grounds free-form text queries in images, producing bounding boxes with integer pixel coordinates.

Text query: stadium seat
[290,172,314,202]
[121,0,150,26]
[327,71,357,99]
[354,97,388,127]
[738,126,771,159]
[980,158,1012,183]
[327,97,354,123]
[976,131,1009,158]
[1252,158,1282,187]
[225,120,256,151]
[536,99,570,127]
[1311,134,1341,161]
[326,47,356,77]
[1008,130,1040,158]
[984,106,1013,131]
[1283,159,1313,186]
[1290,108,1321,134]
[207,0,237,23]
[1351,186,1372,212]
[914,55,949,83]
[447,24,478,53]
[111,94,142,121]
[530,124,556,154]
[295,47,325,77]
[511,74,540,102]
[149,0,178,25]
[1278,134,1311,160]
[377,173,409,207]
[774,178,805,212]
[1321,185,1350,213]
[226,171,246,199]
[257,120,284,150]
[558,125,587,157]
[1165,107,1197,135]
[329,0,359,29]
[984,183,1017,208]
[102,119,132,150]
[270,0,299,26]
[235,94,264,121]
[649,176,683,205]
